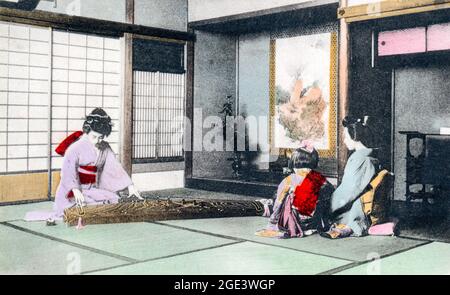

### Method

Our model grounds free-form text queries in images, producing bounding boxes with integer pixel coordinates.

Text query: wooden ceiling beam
[338,0,450,23]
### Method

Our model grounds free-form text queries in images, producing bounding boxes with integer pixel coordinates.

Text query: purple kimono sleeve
[276,177,288,201]
[98,149,133,193]
[269,177,289,225]
[58,146,81,199]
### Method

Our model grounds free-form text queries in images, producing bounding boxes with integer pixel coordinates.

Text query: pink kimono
[25,135,132,221]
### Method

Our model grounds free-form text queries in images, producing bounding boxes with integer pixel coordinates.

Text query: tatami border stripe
[81,241,244,275]
[317,239,433,275]
[148,221,356,263]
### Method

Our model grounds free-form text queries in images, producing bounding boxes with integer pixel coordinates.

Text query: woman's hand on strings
[128,184,143,200]
[72,188,86,207]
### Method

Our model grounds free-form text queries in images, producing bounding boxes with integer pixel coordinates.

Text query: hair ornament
[88,114,109,118]
[363,115,369,126]
[299,139,314,153]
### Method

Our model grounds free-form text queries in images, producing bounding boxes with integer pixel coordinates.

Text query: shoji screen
[50,30,122,169]
[0,21,124,202]
[131,38,185,163]
[1,23,122,174]
[0,22,50,173]
[132,71,185,162]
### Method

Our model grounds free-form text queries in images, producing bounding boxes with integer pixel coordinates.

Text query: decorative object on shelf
[399,131,430,204]
[219,95,233,140]
[220,95,248,178]
[399,131,449,215]
[219,95,233,117]
[231,152,243,178]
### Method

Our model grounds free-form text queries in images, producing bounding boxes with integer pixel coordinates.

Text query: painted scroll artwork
[273,32,333,151]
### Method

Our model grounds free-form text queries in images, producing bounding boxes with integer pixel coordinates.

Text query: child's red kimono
[257,169,334,238]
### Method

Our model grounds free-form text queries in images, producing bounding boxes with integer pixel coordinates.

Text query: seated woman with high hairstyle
[256,141,334,238]
[25,108,142,222]
[321,116,379,239]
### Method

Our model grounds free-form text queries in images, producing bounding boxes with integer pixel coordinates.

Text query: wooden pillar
[126,0,135,24]
[121,33,133,175]
[184,33,195,180]
[338,1,350,183]
[120,0,134,175]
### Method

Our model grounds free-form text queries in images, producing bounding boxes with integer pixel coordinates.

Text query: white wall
[35,0,126,23]
[132,170,185,191]
[238,33,270,169]
[347,0,385,6]
[134,0,188,31]
[189,0,317,22]
[25,0,188,31]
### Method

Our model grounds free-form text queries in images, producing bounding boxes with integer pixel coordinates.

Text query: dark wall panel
[348,23,392,171]
[192,31,237,179]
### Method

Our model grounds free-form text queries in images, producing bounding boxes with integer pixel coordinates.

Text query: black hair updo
[342,115,373,147]
[82,108,112,137]
[288,147,319,170]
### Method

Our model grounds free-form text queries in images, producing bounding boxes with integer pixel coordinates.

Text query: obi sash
[67,165,98,199]
[292,170,326,216]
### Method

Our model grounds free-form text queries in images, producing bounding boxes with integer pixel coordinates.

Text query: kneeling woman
[26,108,141,221]
[257,142,334,238]
[321,116,378,238]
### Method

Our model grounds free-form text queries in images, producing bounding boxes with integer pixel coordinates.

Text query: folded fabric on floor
[255,229,286,238]
[319,223,353,239]
[254,227,317,239]
[368,220,398,236]
[64,198,265,226]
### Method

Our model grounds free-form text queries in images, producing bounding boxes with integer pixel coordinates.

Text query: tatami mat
[335,242,450,275]
[7,220,235,261]
[89,241,350,275]
[0,201,52,222]
[0,201,444,275]
[160,217,428,262]
[0,224,126,275]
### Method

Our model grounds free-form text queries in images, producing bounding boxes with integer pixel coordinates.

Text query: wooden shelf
[338,0,450,23]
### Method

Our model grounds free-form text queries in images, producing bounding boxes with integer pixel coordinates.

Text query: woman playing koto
[25,108,142,222]
[321,116,379,239]
[256,141,334,238]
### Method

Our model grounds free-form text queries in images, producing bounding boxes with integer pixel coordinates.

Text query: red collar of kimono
[292,170,326,216]
[55,131,83,156]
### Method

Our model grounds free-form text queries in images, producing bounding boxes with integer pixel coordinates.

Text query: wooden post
[120,0,134,175]
[338,0,350,183]
[121,33,133,175]
[184,34,195,180]
[126,0,134,24]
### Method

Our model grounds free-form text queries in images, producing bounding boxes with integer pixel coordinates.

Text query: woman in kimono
[256,141,334,238]
[321,116,378,239]
[25,108,142,222]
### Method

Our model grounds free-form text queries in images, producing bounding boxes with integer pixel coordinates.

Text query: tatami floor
[1,190,449,275]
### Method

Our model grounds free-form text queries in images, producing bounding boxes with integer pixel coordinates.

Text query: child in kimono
[25,108,142,222]
[256,141,334,238]
[321,116,379,239]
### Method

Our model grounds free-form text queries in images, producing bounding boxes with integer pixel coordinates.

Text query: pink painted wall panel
[378,27,426,56]
[427,23,450,52]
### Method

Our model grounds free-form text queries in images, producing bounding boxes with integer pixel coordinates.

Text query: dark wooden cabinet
[399,131,450,203]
